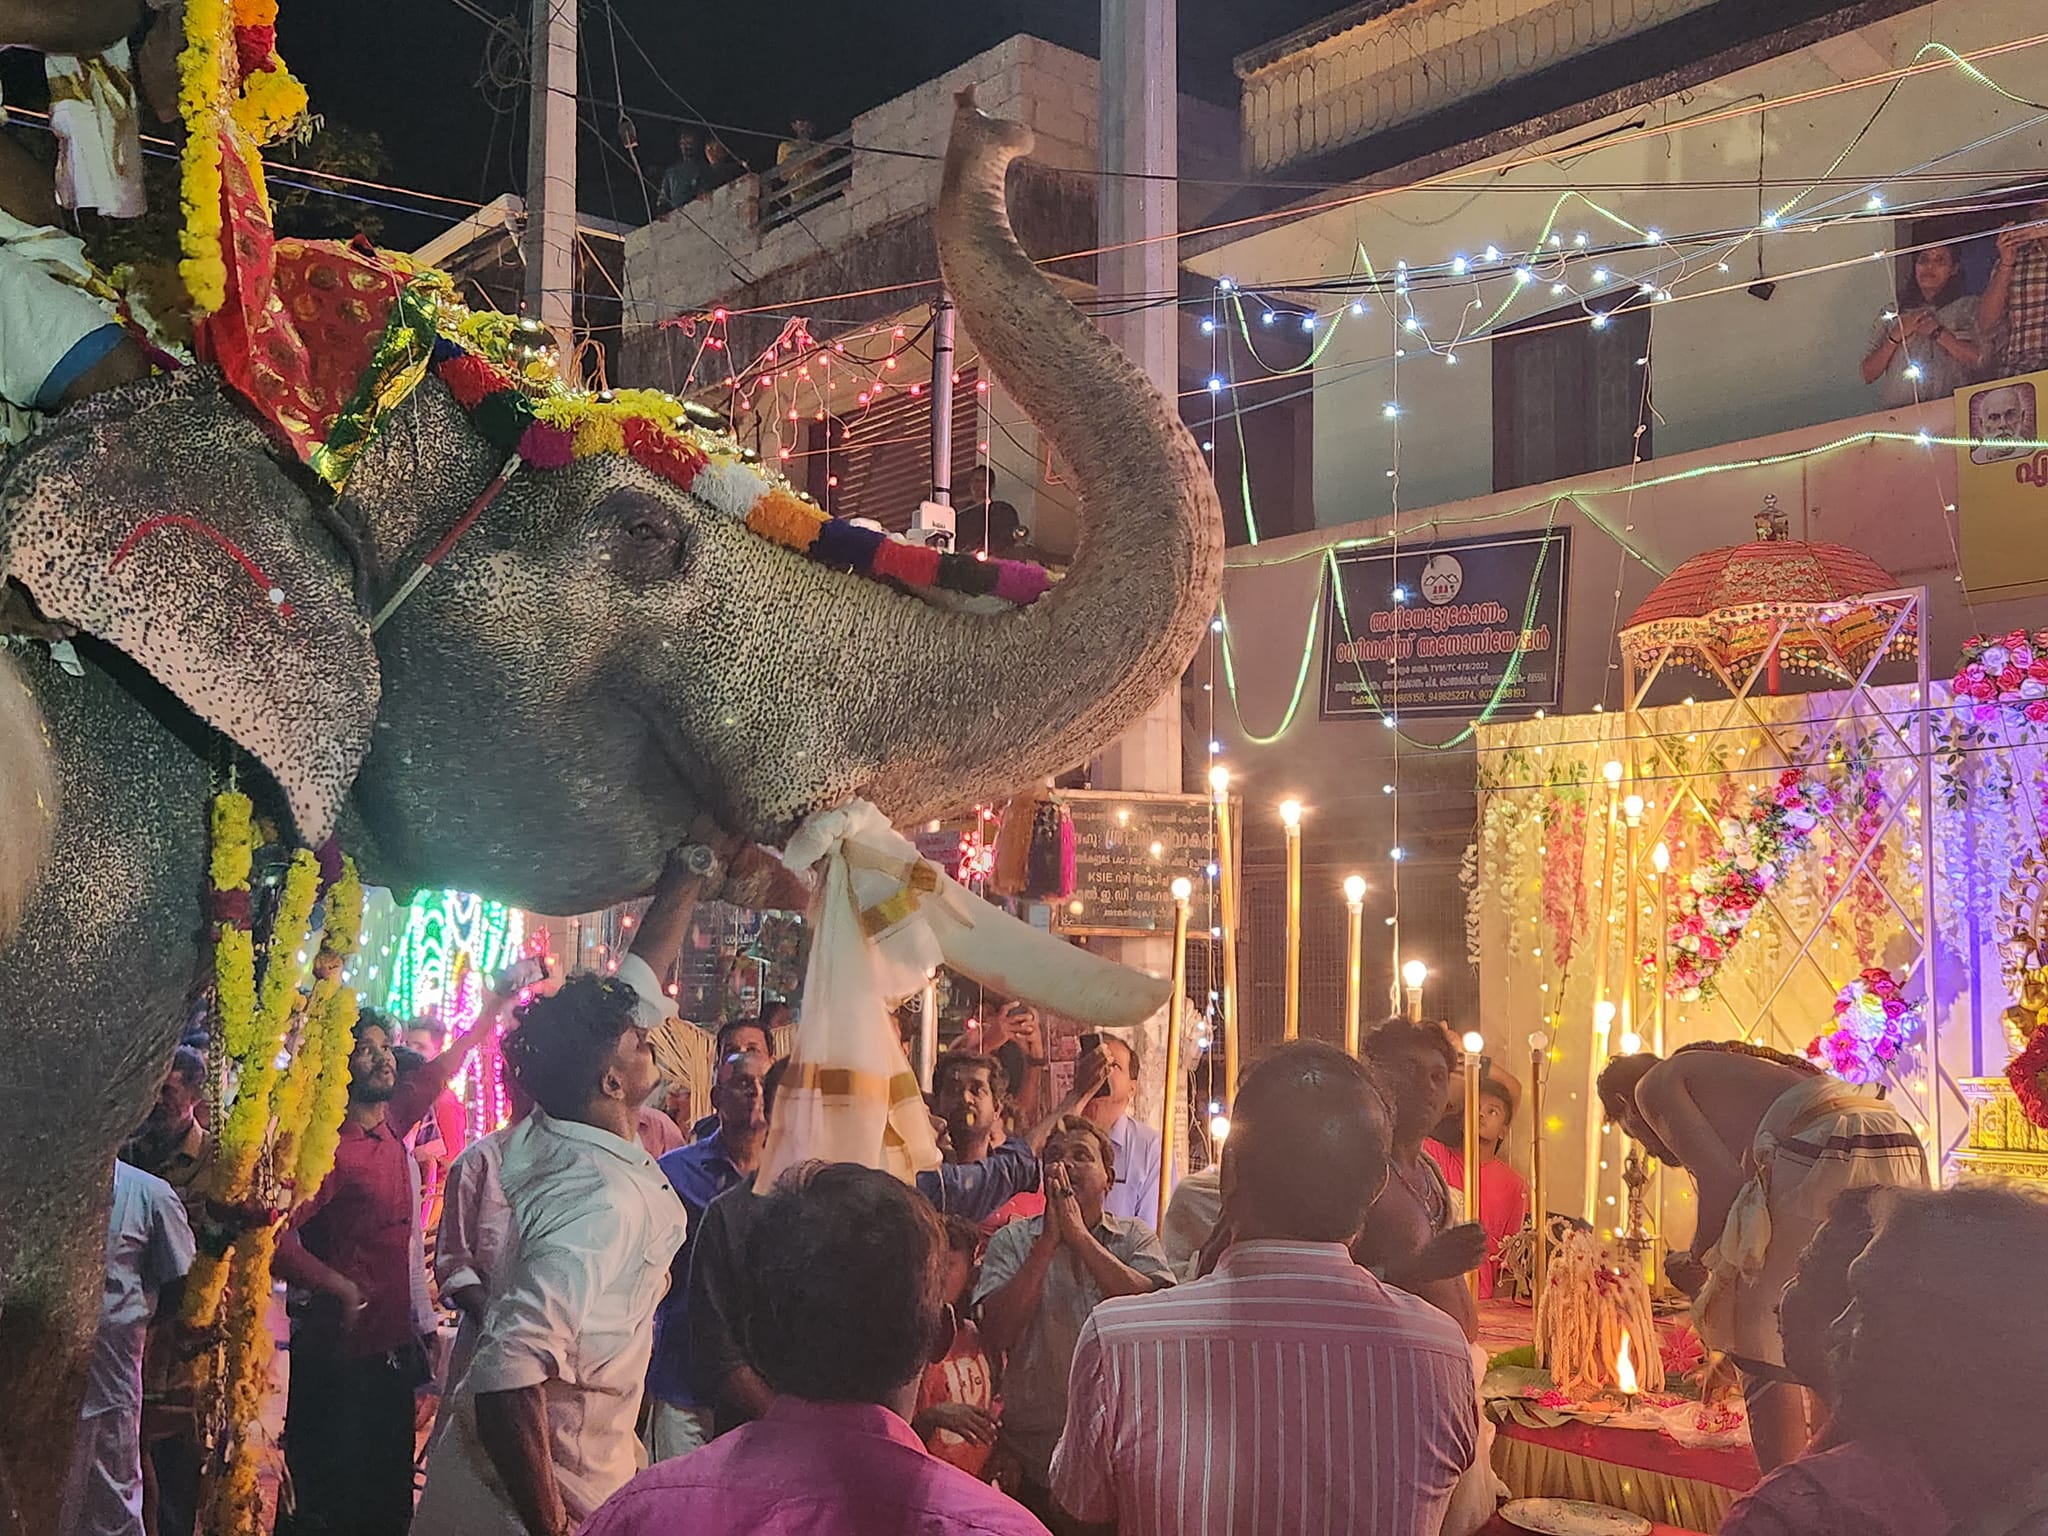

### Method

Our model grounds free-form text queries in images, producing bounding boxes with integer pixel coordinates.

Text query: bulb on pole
[1603,759,1624,785]
[1402,958,1428,1022]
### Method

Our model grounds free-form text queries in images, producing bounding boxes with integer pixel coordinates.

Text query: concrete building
[1194,0,2048,1045]
[619,35,1235,565]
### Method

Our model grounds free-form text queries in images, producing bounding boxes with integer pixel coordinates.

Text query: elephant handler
[412,976,686,1536]
[1597,1042,1928,1472]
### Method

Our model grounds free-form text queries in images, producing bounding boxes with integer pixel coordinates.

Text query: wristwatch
[679,843,725,886]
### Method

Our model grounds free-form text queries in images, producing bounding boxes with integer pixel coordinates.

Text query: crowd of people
[70,865,2048,1536]
[654,118,826,217]
[1860,207,2048,406]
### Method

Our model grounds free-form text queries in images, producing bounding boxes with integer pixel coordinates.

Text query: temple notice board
[1051,789,1216,937]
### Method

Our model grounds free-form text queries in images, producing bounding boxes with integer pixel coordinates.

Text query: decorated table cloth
[1478,1300,1760,1533]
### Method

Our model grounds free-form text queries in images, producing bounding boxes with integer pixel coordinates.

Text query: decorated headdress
[177,10,1051,627]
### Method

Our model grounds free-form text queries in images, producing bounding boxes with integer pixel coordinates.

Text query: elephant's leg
[0,1180,108,1536]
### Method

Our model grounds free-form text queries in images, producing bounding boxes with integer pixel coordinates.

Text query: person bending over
[1598,1042,1925,1471]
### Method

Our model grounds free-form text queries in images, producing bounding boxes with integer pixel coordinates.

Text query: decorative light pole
[1210,765,1240,1109]
[1280,798,1303,1041]
[1343,874,1367,1055]
[1461,1028,1486,1300]
[1159,875,1191,1232]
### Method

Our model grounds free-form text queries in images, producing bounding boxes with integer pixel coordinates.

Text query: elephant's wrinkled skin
[0,98,1221,1534]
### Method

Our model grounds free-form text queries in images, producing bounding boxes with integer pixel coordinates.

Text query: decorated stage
[1477,1300,1760,1533]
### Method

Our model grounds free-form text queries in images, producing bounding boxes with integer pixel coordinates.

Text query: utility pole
[1096,0,1180,827]
[1095,0,1183,1124]
[524,0,578,378]
[929,295,957,506]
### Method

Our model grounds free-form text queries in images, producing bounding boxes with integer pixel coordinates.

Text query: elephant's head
[0,96,1222,915]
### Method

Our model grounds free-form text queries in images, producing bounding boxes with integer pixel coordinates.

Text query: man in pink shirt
[581,1162,1050,1536]
[1049,1040,1478,1536]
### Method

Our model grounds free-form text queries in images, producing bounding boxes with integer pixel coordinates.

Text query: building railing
[755,138,854,233]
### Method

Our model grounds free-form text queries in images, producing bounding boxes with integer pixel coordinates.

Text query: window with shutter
[804,367,982,530]
[1493,303,1651,493]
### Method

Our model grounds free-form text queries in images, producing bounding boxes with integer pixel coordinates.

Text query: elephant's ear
[0,369,378,843]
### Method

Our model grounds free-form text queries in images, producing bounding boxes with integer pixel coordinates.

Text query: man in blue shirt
[919,1048,1113,1225]
[647,1049,772,1460]
[687,1013,778,1142]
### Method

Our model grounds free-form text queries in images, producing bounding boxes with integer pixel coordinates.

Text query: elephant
[0,94,1221,1534]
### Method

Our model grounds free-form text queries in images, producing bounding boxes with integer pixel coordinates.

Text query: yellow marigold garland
[181,1248,231,1332]
[185,814,365,1536]
[291,982,356,1201]
[210,792,253,888]
[179,0,311,318]
[290,858,364,1205]
[207,1221,276,1536]
[176,0,231,315]
[212,849,320,1198]
[231,64,308,146]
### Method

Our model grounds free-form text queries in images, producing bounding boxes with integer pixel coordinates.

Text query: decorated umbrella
[1618,496,1917,692]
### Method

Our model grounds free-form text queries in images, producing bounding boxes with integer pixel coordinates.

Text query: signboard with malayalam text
[1319,528,1570,722]
[1051,789,1215,937]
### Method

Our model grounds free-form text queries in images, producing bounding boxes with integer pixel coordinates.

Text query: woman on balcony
[1861,241,1984,407]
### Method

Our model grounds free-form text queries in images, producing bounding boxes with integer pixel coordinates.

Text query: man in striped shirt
[1048,1041,1477,1536]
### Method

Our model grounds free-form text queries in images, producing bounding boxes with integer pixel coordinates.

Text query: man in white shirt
[1081,1034,1161,1226]
[413,974,688,1536]
[435,1074,536,1399]
[60,1158,195,1536]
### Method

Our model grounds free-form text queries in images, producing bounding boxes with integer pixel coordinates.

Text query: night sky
[277,0,1342,248]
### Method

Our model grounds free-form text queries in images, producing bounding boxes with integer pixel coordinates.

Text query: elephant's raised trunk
[851,93,1224,824]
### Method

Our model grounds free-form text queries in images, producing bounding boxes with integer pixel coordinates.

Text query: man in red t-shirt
[914,1216,998,1479]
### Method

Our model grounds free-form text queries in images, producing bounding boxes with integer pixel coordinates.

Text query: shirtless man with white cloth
[1598,1042,1927,1470]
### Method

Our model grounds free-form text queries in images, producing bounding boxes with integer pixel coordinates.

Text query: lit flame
[1615,1332,1639,1396]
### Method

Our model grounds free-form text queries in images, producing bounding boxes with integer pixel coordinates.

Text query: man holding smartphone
[1076,1031,1161,1228]
[1980,200,2048,378]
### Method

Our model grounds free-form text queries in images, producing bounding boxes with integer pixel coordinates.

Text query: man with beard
[925,1049,1111,1224]
[1597,1043,1926,1471]
[1356,1018,1487,1341]
[119,1047,212,1227]
[273,1007,495,1535]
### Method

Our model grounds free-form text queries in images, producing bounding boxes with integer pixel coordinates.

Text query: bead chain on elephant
[0,97,1221,1535]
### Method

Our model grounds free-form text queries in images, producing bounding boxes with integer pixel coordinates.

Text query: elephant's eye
[600,491,687,579]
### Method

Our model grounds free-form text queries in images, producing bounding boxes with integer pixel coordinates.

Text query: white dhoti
[1694,1074,1928,1364]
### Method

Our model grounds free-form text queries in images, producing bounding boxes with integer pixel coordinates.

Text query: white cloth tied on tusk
[758,800,948,1190]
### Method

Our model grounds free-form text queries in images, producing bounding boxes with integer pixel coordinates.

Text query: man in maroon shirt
[273,1005,493,1535]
